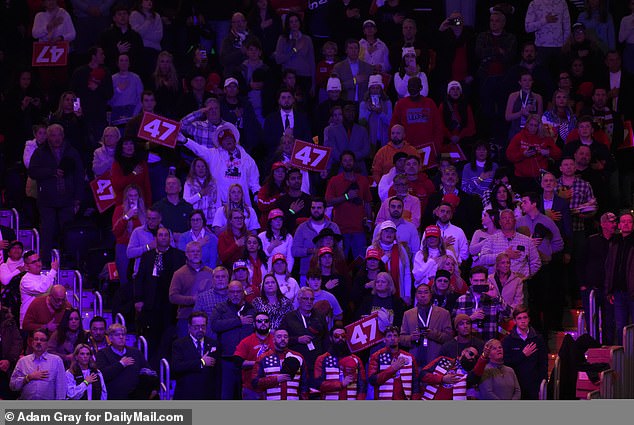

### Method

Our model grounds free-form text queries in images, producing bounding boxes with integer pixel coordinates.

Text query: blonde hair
[372,271,396,296]
[153,51,179,91]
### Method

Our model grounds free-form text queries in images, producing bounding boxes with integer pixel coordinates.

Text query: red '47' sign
[345,312,384,353]
[137,112,181,148]
[418,143,438,170]
[90,171,116,213]
[107,262,119,281]
[290,140,332,172]
[32,42,69,67]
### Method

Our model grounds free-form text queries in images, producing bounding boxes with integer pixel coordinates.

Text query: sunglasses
[256,319,270,324]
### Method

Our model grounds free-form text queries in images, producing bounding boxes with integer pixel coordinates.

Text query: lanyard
[299,312,308,329]
[417,306,433,328]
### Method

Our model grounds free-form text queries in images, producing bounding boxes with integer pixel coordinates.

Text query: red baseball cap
[425,225,441,238]
[366,248,382,260]
[442,193,460,209]
[271,253,286,264]
[268,209,284,221]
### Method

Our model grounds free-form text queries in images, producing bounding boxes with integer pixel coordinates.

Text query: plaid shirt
[475,231,541,279]
[452,291,513,341]
[180,111,237,148]
[556,177,594,231]
[194,289,228,337]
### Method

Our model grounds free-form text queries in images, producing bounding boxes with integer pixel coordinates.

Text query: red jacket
[110,160,152,206]
[506,130,562,178]
[218,230,244,268]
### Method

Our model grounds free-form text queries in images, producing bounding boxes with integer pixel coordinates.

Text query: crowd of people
[0,0,633,401]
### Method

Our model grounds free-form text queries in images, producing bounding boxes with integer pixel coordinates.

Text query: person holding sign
[179,125,260,207]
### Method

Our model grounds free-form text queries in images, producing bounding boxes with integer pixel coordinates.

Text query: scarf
[251,256,263,286]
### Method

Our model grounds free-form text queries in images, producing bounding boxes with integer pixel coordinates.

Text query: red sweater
[218,230,244,268]
[506,130,562,178]
[390,96,443,158]
[112,205,143,245]
[110,161,152,206]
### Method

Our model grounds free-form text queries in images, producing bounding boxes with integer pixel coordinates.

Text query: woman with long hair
[270,254,299,305]
[309,246,349,315]
[243,233,268,289]
[49,308,88,367]
[370,221,412,304]
[413,225,447,288]
[183,157,220,224]
[50,91,90,169]
[212,183,259,235]
[488,253,524,310]
[461,140,498,197]
[430,269,459,312]
[252,273,294,330]
[470,209,502,258]
[66,343,107,400]
[177,209,218,268]
[256,162,286,229]
[359,74,393,149]
[438,254,468,295]
[393,47,428,98]
[350,247,387,309]
[506,114,562,194]
[485,182,519,216]
[578,0,616,51]
[150,51,181,118]
[258,208,294,270]
[273,12,315,98]
[112,184,147,288]
[439,80,476,153]
[354,272,408,334]
[542,89,578,148]
[218,208,248,267]
[110,138,152,206]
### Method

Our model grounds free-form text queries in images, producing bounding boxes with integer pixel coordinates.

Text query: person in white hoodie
[0,241,25,286]
[19,250,59,327]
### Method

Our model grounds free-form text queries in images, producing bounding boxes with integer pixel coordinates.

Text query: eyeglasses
[255,319,270,324]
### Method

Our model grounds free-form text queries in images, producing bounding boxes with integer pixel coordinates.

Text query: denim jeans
[342,232,367,261]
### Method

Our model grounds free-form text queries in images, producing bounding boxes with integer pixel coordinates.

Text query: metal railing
[115,313,126,327]
[624,325,634,398]
[588,290,602,343]
[577,310,585,337]
[538,379,547,400]
[599,369,617,399]
[160,358,171,400]
[552,356,561,400]
[18,228,39,253]
[137,336,148,361]
[0,208,19,232]
[93,291,103,318]
[609,347,625,399]
[51,249,60,285]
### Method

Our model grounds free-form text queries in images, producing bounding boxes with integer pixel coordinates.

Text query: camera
[449,17,463,26]
[73,98,81,112]
[517,245,525,252]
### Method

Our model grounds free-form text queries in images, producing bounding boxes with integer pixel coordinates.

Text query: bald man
[371,125,420,184]
[22,284,71,332]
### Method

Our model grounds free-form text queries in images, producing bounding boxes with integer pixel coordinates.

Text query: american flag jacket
[314,352,367,400]
[419,356,468,400]
[368,347,420,400]
[252,348,309,400]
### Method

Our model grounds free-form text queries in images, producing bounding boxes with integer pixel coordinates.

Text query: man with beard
[86,316,109,361]
[314,327,367,400]
[501,306,548,400]
[419,345,487,400]
[262,88,311,152]
[399,284,453,368]
[252,328,309,400]
[372,196,419,257]
[376,175,421,230]
[292,198,341,285]
[325,151,372,260]
[371,125,419,184]
[579,87,617,144]
[390,77,442,163]
[135,228,186,367]
[421,201,469,263]
[234,312,274,400]
[439,314,485,359]
[503,41,555,99]
[276,168,312,234]
[171,311,220,400]
[368,325,420,400]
